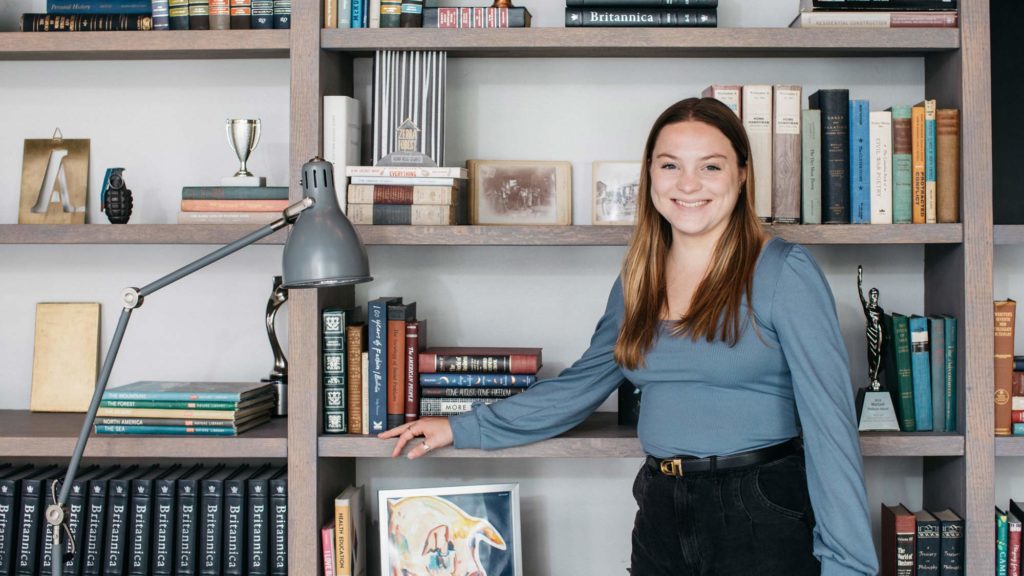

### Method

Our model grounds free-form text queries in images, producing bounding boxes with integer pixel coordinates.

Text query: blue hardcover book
[889,105,914,224]
[908,315,933,431]
[848,99,871,224]
[47,0,153,14]
[943,315,957,432]
[419,373,537,387]
[251,0,273,27]
[103,381,272,402]
[152,0,170,28]
[927,316,946,433]
[367,297,401,434]
[352,0,364,27]
[1013,423,1024,435]
[922,99,937,222]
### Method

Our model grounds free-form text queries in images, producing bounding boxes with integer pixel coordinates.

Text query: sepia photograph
[468,160,572,225]
[592,161,641,225]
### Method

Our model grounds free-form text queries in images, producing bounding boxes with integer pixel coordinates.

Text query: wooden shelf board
[0,223,961,245]
[994,225,1024,245]
[994,437,1024,456]
[0,30,289,60]
[319,413,965,458]
[321,27,959,58]
[0,410,287,458]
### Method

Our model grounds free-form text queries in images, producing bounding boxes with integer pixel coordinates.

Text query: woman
[381,97,878,576]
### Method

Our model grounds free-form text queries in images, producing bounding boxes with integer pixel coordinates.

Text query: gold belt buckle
[659,458,683,477]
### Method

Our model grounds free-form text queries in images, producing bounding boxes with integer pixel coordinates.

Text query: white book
[869,110,894,224]
[338,0,351,27]
[368,0,380,27]
[323,95,362,213]
[742,85,773,221]
[361,351,369,435]
[701,85,742,118]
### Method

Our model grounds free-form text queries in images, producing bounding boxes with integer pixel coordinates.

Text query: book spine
[400,0,423,27]
[387,302,416,429]
[103,389,246,402]
[405,320,423,422]
[890,106,914,223]
[323,308,349,434]
[346,324,366,434]
[935,109,960,223]
[230,0,251,28]
[869,110,893,224]
[348,204,462,225]
[700,85,742,118]
[908,316,933,430]
[323,95,361,214]
[564,7,717,26]
[95,424,239,435]
[151,479,176,576]
[419,373,537,387]
[808,89,850,223]
[189,0,210,28]
[742,85,773,221]
[152,0,170,28]
[21,13,154,30]
[178,211,281,225]
[999,509,1009,576]
[423,7,530,27]
[419,354,540,374]
[247,479,270,575]
[270,477,287,576]
[83,481,107,576]
[325,0,337,27]
[127,479,154,576]
[351,0,363,27]
[928,317,946,433]
[15,479,43,576]
[251,0,273,27]
[917,516,941,575]
[348,184,462,205]
[104,479,131,576]
[180,199,290,212]
[801,109,822,224]
[350,175,458,186]
[47,0,153,13]
[176,480,200,575]
[771,84,802,223]
[334,500,349,576]
[97,407,238,418]
[1010,514,1022,576]
[322,522,336,576]
[912,104,927,223]
[367,300,389,434]
[943,315,957,432]
[420,397,501,416]
[64,477,91,575]
[888,314,917,431]
[939,516,964,576]
[923,99,937,223]
[380,0,401,26]
[0,480,16,575]
[891,11,958,27]
[996,301,1017,436]
[420,386,524,398]
[209,0,229,28]
[169,0,190,28]
[273,0,290,27]
[567,0,718,5]
[224,478,247,576]
[813,0,956,8]
[100,399,240,409]
[848,99,871,224]
[199,477,225,576]
[181,186,289,200]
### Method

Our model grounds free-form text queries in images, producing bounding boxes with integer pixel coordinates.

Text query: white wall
[0,0,968,572]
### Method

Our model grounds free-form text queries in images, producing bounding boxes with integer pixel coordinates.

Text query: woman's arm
[773,245,880,576]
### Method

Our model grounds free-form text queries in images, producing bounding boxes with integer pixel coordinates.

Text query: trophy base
[857,388,901,431]
[222,175,266,187]
[262,378,287,417]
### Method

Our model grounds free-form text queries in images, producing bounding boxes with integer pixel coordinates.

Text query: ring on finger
[421,441,432,452]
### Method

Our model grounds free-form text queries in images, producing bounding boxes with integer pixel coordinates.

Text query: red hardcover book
[1010,511,1022,576]
[387,302,416,429]
[882,503,916,576]
[405,319,428,422]
[418,347,542,374]
[996,300,1017,436]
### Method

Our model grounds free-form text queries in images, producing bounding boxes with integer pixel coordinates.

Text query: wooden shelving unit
[2,1,994,573]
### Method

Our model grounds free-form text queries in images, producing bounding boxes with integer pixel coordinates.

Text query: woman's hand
[378,417,454,459]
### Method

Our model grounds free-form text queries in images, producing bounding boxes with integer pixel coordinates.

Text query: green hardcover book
[181,186,289,200]
[380,0,401,26]
[885,313,916,431]
[927,316,946,434]
[103,381,273,402]
[801,108,822,224]
[998,507,1009,576]
[99,399,246,410]
[322,307,350,434]
[942,315,957,432]
[888,105,914,224]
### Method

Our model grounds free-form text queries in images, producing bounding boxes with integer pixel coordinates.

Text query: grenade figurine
[101,167,133,224]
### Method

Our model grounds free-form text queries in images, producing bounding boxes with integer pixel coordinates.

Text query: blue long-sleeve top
[450,237,878,576]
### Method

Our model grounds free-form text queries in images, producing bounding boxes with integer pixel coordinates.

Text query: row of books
[94,380,276,435]
[321,300,541,434]
[564,1,717,28]
[703,84,960,225]
[325,0,534,28]
[177,186,290,225]
[0,462,287,576]
[343,166,468,225]
[885,313,958,433]
[21,0,291,31]
[793,0,957,29]
[998,502,1024,576]
[882,503,963,576]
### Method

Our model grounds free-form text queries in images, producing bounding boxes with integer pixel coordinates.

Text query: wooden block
[30,302,100,412]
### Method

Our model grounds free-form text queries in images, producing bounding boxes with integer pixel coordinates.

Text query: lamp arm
[47,197,313,575]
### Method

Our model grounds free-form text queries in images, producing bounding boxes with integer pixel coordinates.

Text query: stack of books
[422,2,532,28]
[882,504,963,576]
[21,0,291,31]
[177,185,290,225]
[565,0,718,28]
[94,381,276,436]
[792,0,958,28]
[345,166,469,225]
[417,347,542,416]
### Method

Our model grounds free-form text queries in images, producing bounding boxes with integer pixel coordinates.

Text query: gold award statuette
[223,118,266,187]
[856,265,900,432]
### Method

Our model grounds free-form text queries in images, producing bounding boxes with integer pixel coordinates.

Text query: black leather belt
[646,437,802,477]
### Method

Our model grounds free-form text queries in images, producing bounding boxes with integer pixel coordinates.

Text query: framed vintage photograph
[592,161,641,225]
[468,160,571,225]
[379,483,522,576]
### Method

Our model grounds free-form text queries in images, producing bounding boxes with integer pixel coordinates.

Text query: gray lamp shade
[282,158,372,288]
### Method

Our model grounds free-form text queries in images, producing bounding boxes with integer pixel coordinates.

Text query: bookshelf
[0,0,993,574]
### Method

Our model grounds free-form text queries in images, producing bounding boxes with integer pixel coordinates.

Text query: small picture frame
[467,160,572,225]
[592,161,641,225]
[379,483,522,576]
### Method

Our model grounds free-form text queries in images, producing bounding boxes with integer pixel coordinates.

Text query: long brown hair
[614,97,766,370]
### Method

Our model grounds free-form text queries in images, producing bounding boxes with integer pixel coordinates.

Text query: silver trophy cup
[223,118,266,186]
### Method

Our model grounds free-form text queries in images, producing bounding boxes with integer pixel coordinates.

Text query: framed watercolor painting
[379,483,522,576]
[467,160,571,225]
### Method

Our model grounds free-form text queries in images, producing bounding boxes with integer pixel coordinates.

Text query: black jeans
[630,450,821,576]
